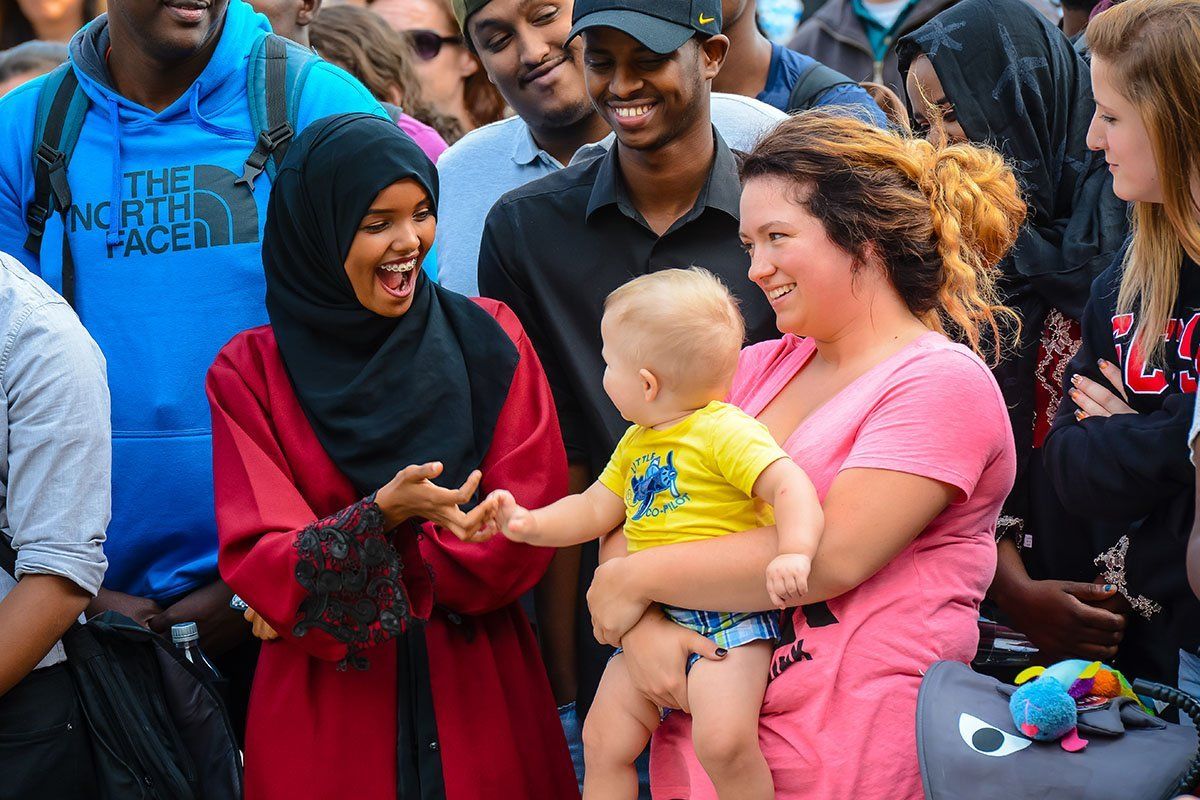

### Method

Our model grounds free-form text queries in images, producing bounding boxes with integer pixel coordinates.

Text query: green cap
[451,0,491,30]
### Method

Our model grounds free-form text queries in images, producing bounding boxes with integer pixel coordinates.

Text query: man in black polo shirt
[477,0,776,783]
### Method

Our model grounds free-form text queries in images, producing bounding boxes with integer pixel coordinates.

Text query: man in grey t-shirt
[0,250,109,798]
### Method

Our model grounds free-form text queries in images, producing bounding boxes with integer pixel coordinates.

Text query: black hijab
[898,1,1130,538]
[263,113,519,498]
[897,0,1128,321]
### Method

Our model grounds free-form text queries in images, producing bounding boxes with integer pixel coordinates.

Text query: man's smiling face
[469,0,595,130]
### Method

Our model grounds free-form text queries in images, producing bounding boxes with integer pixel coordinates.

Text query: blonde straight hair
[1088,0,1200,363]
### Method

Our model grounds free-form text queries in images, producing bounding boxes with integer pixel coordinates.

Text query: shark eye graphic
[958,713,1032,757]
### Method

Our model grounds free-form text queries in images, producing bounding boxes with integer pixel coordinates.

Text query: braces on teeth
[380,261,417,273]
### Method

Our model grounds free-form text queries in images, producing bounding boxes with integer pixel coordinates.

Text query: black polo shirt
[478,130,775,478]
[478,130,776,714]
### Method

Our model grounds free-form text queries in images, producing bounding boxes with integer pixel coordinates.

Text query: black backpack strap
[236,35,295,189]
[24,65,79,256]
[25,64,87,307]
[786,60,859,114]
[0,533,15,579]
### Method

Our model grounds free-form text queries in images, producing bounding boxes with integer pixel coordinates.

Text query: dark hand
[374,462,494,539]
[1003,579,1126,663]
[148,580,249,657]
[88,588,163,627]
[1088,574,1135,617]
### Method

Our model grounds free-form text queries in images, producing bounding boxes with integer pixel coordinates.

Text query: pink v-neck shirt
[650,332,1016,799]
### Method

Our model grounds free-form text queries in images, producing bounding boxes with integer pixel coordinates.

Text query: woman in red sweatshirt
[205,113,577,799]
[1045,0,1200,691]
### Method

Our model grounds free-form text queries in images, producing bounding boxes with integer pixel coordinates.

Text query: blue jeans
[558,701,652,798]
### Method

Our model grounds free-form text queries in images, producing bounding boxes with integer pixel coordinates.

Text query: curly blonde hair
[739,112,1025,364]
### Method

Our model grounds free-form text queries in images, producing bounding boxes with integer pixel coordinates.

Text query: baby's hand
[486,489,539,543]
[460,493,501,543]
[766,553,812,609]
[244,607,279,641]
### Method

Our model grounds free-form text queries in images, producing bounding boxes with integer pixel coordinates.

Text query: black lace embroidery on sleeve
[293,496,412,671]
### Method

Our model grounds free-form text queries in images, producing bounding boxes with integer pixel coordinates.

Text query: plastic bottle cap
[171,622,200,645]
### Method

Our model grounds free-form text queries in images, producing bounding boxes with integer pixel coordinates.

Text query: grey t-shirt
[0,251,110,670]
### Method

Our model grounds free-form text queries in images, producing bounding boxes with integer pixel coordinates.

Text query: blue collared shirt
[435,93,788,297]
[0,251,110,669]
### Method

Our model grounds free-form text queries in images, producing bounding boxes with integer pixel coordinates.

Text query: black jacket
[896,0,1130,578]
[1044,249,1200,654]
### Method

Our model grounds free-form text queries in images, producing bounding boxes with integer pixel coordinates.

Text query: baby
[486,268,823,799]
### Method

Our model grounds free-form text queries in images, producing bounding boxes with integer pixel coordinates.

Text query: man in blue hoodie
[0,0,383,693]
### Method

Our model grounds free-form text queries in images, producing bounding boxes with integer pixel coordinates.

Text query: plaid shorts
[663,606,780,669]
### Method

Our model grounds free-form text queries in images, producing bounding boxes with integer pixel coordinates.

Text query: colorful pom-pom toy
[1008,660,1148,753]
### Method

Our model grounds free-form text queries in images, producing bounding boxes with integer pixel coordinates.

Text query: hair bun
[739,111,1026,364]
[918,140,1025,272]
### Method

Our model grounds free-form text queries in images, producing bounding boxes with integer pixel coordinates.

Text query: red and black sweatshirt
[1045,244,1200,664]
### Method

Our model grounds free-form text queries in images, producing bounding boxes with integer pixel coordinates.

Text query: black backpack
[22,33,318,307]
[0,537,242,800]
[786,60,860,114]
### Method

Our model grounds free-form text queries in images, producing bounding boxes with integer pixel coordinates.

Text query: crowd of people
[0,0,1198,798]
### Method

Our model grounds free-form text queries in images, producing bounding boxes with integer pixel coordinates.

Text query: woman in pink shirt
[585,113,1023,799]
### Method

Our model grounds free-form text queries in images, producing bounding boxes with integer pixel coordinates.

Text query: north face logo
[67,165,259,258]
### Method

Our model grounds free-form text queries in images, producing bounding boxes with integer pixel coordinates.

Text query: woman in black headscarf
[897,0,1131,665]
[205,113,578,800]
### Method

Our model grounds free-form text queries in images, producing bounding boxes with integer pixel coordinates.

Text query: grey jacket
[786,0,961,91]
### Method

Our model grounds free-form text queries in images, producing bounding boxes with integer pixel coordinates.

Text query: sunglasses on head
[405,29,465,60]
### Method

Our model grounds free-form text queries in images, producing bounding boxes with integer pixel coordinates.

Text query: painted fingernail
[1075,410,1086,421]
[1071,374,1082,385]
[1098,359,1109,368]
[1104,584,1114,592]
[715,648,728,657]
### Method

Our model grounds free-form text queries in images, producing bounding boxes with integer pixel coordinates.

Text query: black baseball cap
[567,0,722,55]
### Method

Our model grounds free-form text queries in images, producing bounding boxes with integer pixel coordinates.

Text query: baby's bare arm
[498,482,626,547]
[754,459,824,558]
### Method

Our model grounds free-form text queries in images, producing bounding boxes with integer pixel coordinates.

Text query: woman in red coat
[205,113,578,800]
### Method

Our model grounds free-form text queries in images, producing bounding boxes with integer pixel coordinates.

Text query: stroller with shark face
[917,661,1199,799]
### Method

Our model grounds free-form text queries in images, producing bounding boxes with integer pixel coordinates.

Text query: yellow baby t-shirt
[598,400,790,553]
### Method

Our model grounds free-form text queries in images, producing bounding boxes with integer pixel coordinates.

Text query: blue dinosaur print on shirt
[629,451,682,521]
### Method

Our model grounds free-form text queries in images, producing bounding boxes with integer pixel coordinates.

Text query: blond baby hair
[603,268,746,395]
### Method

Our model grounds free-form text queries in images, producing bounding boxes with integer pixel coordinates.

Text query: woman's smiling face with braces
[343,178,435,318]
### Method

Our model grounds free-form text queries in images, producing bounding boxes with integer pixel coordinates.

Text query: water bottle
[171,622,224,685]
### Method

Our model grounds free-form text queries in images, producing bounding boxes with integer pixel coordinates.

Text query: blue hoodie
[0,0,384,602]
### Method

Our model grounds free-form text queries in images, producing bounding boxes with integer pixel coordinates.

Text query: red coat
[206,299,579,800]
